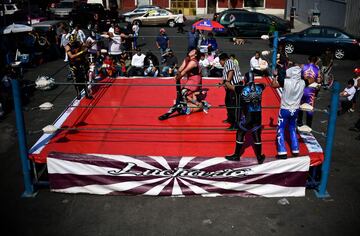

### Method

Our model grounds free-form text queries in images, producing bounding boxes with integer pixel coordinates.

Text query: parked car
[212,8,248,21]
[0,3,20,15]
[53,0,78,19]
[215,10,291,37]
[127,9,179,27]
[70,2,106,27]
[32,20,68,35]
[278,26,360,60]
[120,5,160,22]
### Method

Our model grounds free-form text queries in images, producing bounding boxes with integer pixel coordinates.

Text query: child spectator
[230,54,239,66]
[199,53,210,77]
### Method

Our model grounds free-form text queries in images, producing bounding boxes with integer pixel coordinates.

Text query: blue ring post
[11,78,35,197]
[271,31,279,73]
[315,81,340,198]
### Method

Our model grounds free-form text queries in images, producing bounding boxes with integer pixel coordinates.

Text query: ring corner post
[314,81,340,199]
[10,78,36,198]
[271,31,279,73]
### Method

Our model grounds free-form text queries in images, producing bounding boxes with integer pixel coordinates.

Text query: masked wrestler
[64,33,93,100]
[225,71,266,164]
[159,49,210,120]
[271,64,306,159]
[297,56,321,128]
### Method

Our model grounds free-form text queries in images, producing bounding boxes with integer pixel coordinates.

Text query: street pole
[10,69,35,197]
[315,81,340,198]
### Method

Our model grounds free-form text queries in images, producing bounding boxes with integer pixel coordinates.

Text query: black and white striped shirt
[222,59,242,85]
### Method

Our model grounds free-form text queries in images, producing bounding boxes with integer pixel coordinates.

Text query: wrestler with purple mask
[297,56,321,128]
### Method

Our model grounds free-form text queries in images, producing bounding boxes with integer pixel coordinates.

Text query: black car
[278,26,360,60]
[69,3,107,28]
[215,10,291,37]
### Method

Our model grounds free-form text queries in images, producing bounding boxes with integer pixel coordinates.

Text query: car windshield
[58,2,73,8]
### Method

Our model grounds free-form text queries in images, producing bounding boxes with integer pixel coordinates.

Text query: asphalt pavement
[2,20,360,236]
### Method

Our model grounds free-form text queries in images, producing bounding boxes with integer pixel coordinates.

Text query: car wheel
[284,42,295,54]
[334,48,345,60]
[168,20,175,28]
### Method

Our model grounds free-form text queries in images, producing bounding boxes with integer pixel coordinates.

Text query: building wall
[198,0,206,8]
[153,0,169,8]
[266,0,285,9]
[287,0,346,28]
[345,0,360,37]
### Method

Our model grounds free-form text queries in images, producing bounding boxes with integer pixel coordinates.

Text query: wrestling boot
[75,86,81,100]
[225,143,242,161]
[254,143,265,164]
[84,88,93,99]
[159,113,170,120]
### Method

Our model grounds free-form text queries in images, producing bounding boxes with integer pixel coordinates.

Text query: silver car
[120,5,160,22]
[53,1,75,19]
[127,9,179,28]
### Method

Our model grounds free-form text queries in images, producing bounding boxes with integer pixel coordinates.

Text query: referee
[218,53,243,129]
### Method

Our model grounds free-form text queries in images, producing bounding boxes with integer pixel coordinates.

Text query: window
[244,0,265,8]
[305,28,321,36]
[241,13,259,23]
[258,14,270,24]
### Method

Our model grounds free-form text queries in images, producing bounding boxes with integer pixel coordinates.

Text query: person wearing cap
[156,28,170,63]
[225,71,266,164]
[161,49,178,77]
[271,63,305,159]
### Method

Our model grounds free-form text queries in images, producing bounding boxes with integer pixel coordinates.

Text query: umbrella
[1,23,33,34]
[192,19,225,32]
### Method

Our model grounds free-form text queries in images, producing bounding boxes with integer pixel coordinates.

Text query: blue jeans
[277,108,299,155]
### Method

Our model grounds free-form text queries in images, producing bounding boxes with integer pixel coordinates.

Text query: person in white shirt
[339,79,356,114]
[175,10,185,34]
[209,55,223,77]
[128,48,146,76]
[199,53,210,77]
[108,25,122,63]
[71,24,86,43]
[271,64,306,159]
[250,51,269,76]
[60,28,70,62]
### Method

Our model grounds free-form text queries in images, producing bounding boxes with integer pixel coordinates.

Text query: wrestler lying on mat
[159,49,210,120]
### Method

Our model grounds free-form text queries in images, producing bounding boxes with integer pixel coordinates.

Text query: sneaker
[349,108,355,112]
[276,154,287,159]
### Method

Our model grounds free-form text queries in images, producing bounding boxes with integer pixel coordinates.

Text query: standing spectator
[276,44,288,85]
[128,48,146,76]
[175,10,185,34]
[156,28,170,64]
[218,53,242,129]
[86,32,100,61]
[338,79,356,115]
[132,21,139,49]
[71,24,86,43]
[144,51,159,77]
[228,14,237,37]
[250,51,269,76]
[206,32,218,53]
[46,25,61,60]
[161,49,178,77]
[319,47,334,87]
[271,64,305,159]
[108,25,122,63]
[61,28,70,62]
[187,27,199,51]
[351,68,360,112]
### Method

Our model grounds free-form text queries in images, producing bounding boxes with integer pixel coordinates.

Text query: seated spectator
[250,51,269,76]
[209,55,223,77]
[199,53,210,77]
[144,51,159,77]
[338,79,356,115]
[161,49,178,77]
[351,68,360,112]
[98,55,116,79]
[118,52,131,76]
[128,48,146,76]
